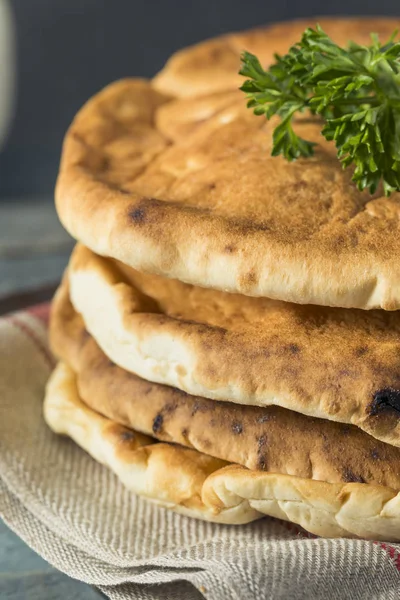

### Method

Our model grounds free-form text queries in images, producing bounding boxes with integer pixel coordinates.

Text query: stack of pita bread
[45,17,400,540]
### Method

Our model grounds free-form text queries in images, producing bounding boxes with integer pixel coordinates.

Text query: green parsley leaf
[239,25,400,195]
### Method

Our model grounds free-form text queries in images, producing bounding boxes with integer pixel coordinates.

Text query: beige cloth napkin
[1,305,400,600]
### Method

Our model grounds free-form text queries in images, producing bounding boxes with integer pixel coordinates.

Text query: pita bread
[56,19,400,310]
[67,244,400,448]
[44,360,400,540]
[153,17,400,97]
[50,278,400,490]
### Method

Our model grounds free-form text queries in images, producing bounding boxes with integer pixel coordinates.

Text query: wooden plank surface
[0,521,102,600]
[0,196,73,297]
[0,284,57,316]
[0,197,105,599]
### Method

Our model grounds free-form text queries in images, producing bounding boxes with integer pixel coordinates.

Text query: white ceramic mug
[0,0,15,151]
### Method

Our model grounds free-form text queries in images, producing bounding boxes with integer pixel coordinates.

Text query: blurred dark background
[1,0,400,198]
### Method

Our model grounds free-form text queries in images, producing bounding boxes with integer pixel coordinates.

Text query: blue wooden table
[0,520,103,599]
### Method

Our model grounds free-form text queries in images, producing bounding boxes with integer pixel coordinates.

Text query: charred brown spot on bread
[257,435,268,471]
[333,234,345,249]
[152,413,164,433]
[277,344,301,358]
[287,343,300,355]
[342,468,366,484]
[181,428,188,438]
[231,421,243,435]
[120,430,136,442]
[245,270,257,284]
[340,425,352,436]
[257,414,270,424]
[370,388,400,416]
[355,346,368,357]
[224,244,237,254]
[129,206,147,224]
[258,434,267,448]
[106,424,139,447]
[371,449,380,460]
[190,400,209,416]
[233,219,270,235]
[333,231,359,251]
[239,268,258,291]
[163,402,177,415]
[250,220,268,232]
[257,457,267,470]
[128,198,163,226]
[257,436,268,469]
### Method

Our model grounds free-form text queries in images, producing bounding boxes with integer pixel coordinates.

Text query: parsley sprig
[240,26,400,195]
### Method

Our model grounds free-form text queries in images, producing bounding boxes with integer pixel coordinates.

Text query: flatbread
[51,277,400,489]
[56,19,400,310]
[67,244,400,448]
[153,17,400,97]
[44,360,400,540]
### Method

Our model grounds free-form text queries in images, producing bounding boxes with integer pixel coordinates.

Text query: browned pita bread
[67,244,400,448]
[44,359,400,539]
[56,19,400,310]
[50,276,400,490]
